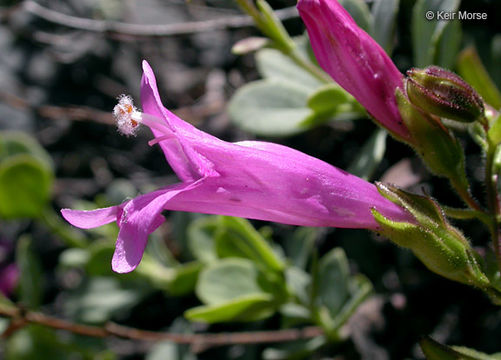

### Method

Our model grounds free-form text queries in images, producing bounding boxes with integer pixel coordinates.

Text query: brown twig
[0,304,323,351]
[0,90,223,125]
[22,0,298,37]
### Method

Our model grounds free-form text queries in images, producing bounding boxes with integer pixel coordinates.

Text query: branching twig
[22,0,298,37]
[0,90,223,125]
[0,304,323,351]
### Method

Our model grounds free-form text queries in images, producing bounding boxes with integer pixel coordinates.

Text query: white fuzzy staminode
[113,95,143,136]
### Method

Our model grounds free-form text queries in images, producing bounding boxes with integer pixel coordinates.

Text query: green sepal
[396,89,469,192]
[488,113,501,146]
[372,183,489,288]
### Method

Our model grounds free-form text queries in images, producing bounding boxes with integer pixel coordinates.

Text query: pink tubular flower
[297,0,410,141]
[61,61,411,273]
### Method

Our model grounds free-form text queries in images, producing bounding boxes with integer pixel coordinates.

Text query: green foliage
[420,337,501,360]
[228,79,313,136]
[16,235,43,309]
[0,132,53,219]
[347,128,387,180]
[214,216,285,272]
[314,249,372,338]
[5,325,115,360]
[228,38,364,136]
[339,0,372,32]
[187,216,372,327]
[371,0,400,54]
[457,47,501,110]
[63,277,146,324]
[412,0,461,67]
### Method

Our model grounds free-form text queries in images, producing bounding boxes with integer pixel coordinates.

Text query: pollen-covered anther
[113,94,143,136]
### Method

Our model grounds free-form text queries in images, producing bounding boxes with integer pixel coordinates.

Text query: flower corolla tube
[62,61,411,273]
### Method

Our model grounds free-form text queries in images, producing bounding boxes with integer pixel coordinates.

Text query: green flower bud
[406,66,485,123]
[395,89,468,186]
[372,183,490,289]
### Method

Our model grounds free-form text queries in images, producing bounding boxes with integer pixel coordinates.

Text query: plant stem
[0,302,323,348]
[442,206,492,226]
[450,178,483,212]
[485,140,501,268]
[287,50,332,84]
[235,0,332,84]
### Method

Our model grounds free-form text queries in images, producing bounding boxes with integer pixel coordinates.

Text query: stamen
[148,134,175,146]
[113,94,173,137]
[113,94,142,136]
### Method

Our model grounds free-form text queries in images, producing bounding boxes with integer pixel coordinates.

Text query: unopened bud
[406,66,485,123]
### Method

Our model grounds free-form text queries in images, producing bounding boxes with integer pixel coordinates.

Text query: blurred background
[0,0,500,359]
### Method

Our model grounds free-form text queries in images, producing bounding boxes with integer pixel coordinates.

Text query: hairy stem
[485,140,501,269]
[442,206,492,226]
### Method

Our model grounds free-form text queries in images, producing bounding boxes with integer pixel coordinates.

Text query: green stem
[287,50,332,84]
[235,0,331,84]
[450,178,483,212]
[39,209,88,248]
[442,206,492,226]
[485,140,501,269]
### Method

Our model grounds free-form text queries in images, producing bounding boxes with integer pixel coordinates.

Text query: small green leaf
[135,255,202,296]
[435,18,461,68]
[228,80,312,136]
[0,154,53,219]
[339,0,372,33]
[0,131,53,169]
[64,277,145,324]
[317,248,350,316]
[285,266,311,305]
[451,347,501,360]
[371,0,400,55]
[420,336,501,360]
[331,274,372,331]
[16,235,43,309]
[185,293,274,323]
[488,114,501,146]
[303,84,363,127]
[215,216,285,272]
[491,35,501,88]
[284,227,318,270]
[256,45,323,91]
[187,216,218,263]
[457,47,501,109]
[166,262,203,296]
[347,128,387,180]
[307,84,351,114]
[412,0,460,67]
[196,258,266,305]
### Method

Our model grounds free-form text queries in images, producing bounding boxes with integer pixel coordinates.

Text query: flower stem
[235,0,332,84]
[450,178,483,212]
[287,50,332,84]
[485,140,501,269]
[442,205,492,226]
